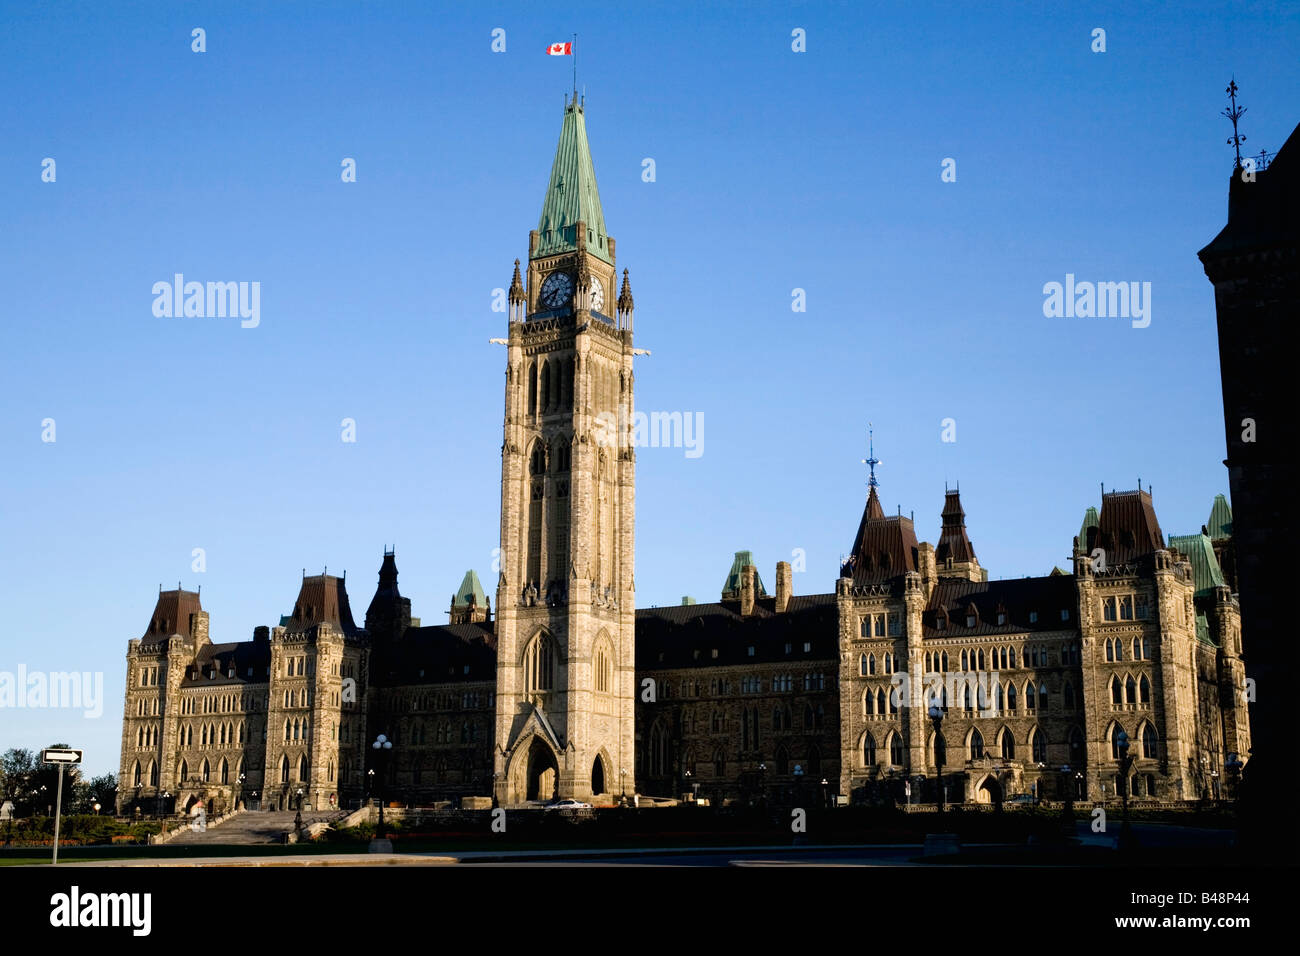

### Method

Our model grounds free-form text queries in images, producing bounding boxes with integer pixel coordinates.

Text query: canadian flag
[546,42,573,55]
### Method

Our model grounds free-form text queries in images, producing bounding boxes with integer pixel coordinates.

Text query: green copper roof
[452,570,487,608]
[722,551,767,597]
[536,97,612,265]
[1078,506,1099,548]
[1168,533,1227,599]
[1207,494,1233,539]
[1194,611,1214,646]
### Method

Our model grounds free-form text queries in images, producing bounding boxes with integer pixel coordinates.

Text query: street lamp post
[370,734,393,852]
[758,762,767,808]
[92,802,100,816]
[929,704,945,815]
[620,768,628,803]
[236,772,246,810]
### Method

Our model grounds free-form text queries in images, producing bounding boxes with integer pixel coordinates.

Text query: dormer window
[1060,609,1070,621]
[997,612,1007,626]
[1029,611,1038,624]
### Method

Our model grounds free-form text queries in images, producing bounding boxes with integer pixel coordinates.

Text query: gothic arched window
[1141,723,1158,759]
[889,732,905,766]
[524,633,556,694]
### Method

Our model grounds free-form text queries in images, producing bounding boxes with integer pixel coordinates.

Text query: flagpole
[573,33,577,98]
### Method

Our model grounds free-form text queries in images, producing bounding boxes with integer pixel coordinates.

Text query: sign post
[41,749,82,866]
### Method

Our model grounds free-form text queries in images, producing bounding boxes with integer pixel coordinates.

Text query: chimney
[740,565,757,617]
[191,610,210,644]
[775,561,792,613]
[917,543,937,602]
[254,626,270,643]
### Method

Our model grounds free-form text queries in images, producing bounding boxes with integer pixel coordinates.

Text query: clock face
[589,278,605,312]
[539,271,573,309]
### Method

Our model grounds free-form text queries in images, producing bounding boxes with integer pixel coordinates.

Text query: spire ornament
[860,423,881,495]
[508,259,525,304]
[1222,77,1247,169]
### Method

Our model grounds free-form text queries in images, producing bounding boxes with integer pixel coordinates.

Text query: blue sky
[1,1,1296,775]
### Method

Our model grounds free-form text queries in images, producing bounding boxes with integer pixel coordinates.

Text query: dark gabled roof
[1093,489,1164,565]
[923,576,1079,637]
[842,488,919,583]
[377,622,497,684]
[142,588,203,640]
[366,552,401,615]
[935,489,977,565]
[179,640,273,687]
[636,594,838,668]
[284,574,359,637]
[1199,121,1299,264]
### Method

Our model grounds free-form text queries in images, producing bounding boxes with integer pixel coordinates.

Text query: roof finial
[860,422,881,495]
[1222,77,1247,169]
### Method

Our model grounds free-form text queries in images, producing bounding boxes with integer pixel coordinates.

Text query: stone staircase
[167,810,337,846]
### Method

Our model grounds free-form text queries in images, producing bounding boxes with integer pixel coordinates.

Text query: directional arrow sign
[42,749,82,765]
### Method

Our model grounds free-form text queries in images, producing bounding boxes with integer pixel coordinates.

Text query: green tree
[1,745,84,816]
[0,748,38,815]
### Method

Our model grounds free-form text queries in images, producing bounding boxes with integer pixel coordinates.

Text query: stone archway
[522,736,558,802]
[975,774,1001,805]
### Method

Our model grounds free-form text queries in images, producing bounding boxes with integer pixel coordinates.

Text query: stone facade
[116,96,1251,815]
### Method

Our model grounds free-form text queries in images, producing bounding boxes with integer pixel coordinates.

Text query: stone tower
[494,94,637,804]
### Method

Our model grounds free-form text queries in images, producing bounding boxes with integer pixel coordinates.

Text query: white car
[545,799,593,811]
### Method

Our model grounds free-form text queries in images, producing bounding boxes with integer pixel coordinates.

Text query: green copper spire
[721,551,767,599]
[536,96,612,265]
[1168,533,1227,599]
[1207,494,1233,539]
[1078,506,1100,550]
[452,570,487,608]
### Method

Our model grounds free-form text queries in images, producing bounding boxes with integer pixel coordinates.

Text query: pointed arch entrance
[975,774,1002,805]
[510,735,559,803]
[591,753,607,796]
